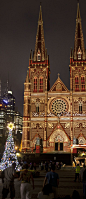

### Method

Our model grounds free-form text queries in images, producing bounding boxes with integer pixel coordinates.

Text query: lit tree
[0,122,20,171]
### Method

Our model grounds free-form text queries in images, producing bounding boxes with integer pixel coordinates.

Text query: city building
[22,3,86,154]
[0,99,7,137]
[14,111,22,148]
[5,90,15,123]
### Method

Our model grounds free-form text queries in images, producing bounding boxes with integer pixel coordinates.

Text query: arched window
[39,77,43,92]
[34,77,37,92]
[75,76,79,91]
[36,106,39,113]
[37,49,41,61]
[79,102,82,114]
[77,46,82,60]
[81,76,85,91]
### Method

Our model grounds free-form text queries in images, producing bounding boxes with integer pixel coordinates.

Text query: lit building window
[77,46,82,60]
[79,102,82,114]
[81,76,85,91]
[75,76,79,91]
[36,106,39,113]
[39,77,43,92]
[78,53,81,60]
[37,49,41,61]
[34,77,37,92]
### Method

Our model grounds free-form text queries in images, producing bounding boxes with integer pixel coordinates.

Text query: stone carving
[47,112,55,117]
[55,135,63,142]
[56,83,62,91]
[78,137,86,145]
[65,123,70,128]
[32,112,39,117]
[40,99,45,103]
[39,123,44,128]
[74,122,79,128]
[49,129,68,142]
[31,123,36,128]
[82,122,86,128]
[31,99,36,103]
[35,102,40,107]
[48,123,53,128]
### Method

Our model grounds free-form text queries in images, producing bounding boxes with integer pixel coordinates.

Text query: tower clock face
[51,99,68,115]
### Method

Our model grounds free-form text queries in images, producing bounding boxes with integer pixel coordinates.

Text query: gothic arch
[78,136,86,145]
[49,129,68,143]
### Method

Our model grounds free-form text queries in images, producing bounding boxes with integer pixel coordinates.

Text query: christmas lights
[0,123,20,171]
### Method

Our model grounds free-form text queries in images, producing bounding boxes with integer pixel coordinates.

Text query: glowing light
[7,122,14,131]
[3,99,8,104]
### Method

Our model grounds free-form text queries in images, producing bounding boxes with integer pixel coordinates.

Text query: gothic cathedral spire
[33,4,46,62]
[73,2,85,61]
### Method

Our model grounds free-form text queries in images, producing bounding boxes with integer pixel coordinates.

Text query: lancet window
[75,76,79,91]
[39,77,43,92]
[81,76,85,91]
[34,77,37,92]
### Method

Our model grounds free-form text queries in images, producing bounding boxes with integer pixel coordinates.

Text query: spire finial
[58,73,60,78]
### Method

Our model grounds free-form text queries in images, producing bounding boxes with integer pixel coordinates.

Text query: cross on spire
[58,73,60,78]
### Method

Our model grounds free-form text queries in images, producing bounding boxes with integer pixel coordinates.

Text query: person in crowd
[19,163,34,199]
[74,163,80,182]
[83,168,86,197]
[45,161,48,172]
[43,164,59,199]
[72,190,81,199]
[37,184,54,199]
[33,162,36,170]
[41,161,43,170]
[79,164,85,182]
[2,162,16,199]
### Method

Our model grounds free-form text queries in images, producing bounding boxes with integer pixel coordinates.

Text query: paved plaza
[0,167,84,199]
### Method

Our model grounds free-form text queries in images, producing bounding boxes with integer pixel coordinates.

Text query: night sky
[0,0,86,115]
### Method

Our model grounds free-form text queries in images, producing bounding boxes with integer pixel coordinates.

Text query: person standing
[2,162,16,199]
[19,163,34,199]
[74,163,80,182]
[79,164,85,182]
[43,164,59,199]
[82,168,86,197]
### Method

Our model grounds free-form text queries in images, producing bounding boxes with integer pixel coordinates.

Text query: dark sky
[0,0,86,115]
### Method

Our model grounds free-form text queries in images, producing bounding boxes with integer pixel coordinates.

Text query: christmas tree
[0,122,20,171]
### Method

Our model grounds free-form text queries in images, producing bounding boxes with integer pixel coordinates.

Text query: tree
[0,123,20,171]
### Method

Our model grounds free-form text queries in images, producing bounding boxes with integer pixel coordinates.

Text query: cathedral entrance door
[60,143,63,151]
[55,142,63,151]
[55,143,58,151]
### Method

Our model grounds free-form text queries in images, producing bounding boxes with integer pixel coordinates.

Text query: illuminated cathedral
[22,3,86,154]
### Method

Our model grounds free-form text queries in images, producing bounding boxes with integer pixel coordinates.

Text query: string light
[0,123,21,171]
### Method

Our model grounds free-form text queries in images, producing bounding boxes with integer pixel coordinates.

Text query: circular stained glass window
[51,99,67,116]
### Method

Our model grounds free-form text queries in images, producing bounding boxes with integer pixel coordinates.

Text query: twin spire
[30,2,86,63]
[73,3,85,61]
[30,4,47,62]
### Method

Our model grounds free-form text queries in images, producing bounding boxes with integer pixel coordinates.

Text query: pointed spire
[73,2,85,60]
[77,2,80,19]
[33,4,45,62]
[39,3,42,21]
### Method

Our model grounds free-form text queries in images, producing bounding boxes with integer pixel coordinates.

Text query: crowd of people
[1,159,86,199]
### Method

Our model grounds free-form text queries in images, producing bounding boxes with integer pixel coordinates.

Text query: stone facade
[22,3,86,154]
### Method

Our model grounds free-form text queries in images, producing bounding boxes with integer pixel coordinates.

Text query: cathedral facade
[22,3,86,154]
